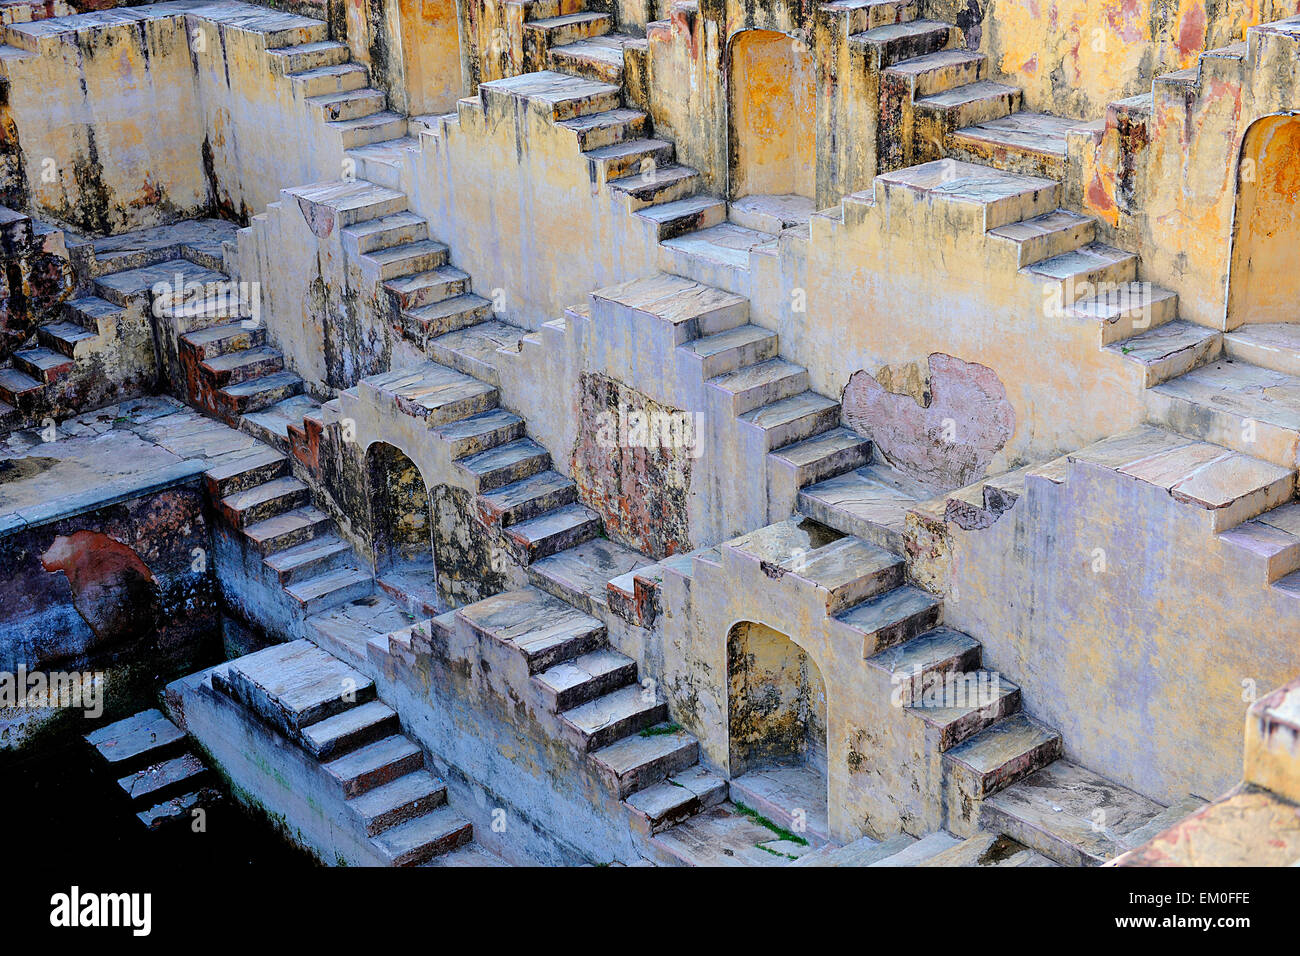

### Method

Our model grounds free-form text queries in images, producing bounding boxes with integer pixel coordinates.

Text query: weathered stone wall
[0,480,220,752]
[917,457,1300,805]
[928,0,1300,120]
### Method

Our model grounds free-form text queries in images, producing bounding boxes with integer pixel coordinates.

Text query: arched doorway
[727,30,816,227]
[366,441,437,610]
[1227,113,1300,329]
[726,620,829,842]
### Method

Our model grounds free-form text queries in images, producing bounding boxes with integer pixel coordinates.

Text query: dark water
[1,741,317,869]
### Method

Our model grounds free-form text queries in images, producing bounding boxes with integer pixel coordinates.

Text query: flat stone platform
[0,395,261,534]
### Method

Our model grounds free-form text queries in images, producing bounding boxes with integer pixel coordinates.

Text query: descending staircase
[212,638,481,865]
[84,708,220,830]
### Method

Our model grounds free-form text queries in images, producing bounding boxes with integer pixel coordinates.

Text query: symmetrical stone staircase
[213,638,478,865]
[84,708,219,830]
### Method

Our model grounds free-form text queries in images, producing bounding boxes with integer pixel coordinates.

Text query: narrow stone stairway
[84,708,220,830]
[213,638,477,865]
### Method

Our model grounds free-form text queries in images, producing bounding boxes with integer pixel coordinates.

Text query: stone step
[790,832,917,867]
[982,760,1168,866]
[288,61,370,97]
[300,698,400,761]
[943,713,1063,806]
[914,80,1021,140]
[875,159,1060,232]
[906,671,1022,751]
[12,346,72,384]
[348,769,448,836]
[219,640,377,732]
[181,320,266,360]
[331,110,409,149]
[533,646,638,712]
[0,366,41,405]
[951,111,1094,178]
[770,427,874,489]
[284,566,374,616]
[634,194,728,241]
[798,462,930,551]
[744,530,905,614]
[624,765,728,833]
[591,272,749,340]
[850,19,953,69]
[1224,323,1300,377]
[1106,319,1222,387]
[524,12,613,64]
[288,180,408,227]
[94,258,228,308]
[987,208,1097,269]
[502,501,603,563]
[608,164,703,211]
[1116,794,1208,852]
[360,362,499,428]
[201,345,285,387]
[558,107,648,151]
[866,625,982,693]
[219,475,310,528]
[360,238,449,281]
[264,533,355,586]
[836,584,943,655]
[832,0,920,34]
[341,210,430,256]
[307,87,386,123]
[242,393,321,450]
[402,293,495,343]
[738,390,842,451]
[455,586,606,673]
[476,470,578,528]
[373,805,472,866]
[454,437,551,492]
[116,752,209,805]
[432,407,525,458]
[884,48,986,97]
[728,194,816,235]
[1219,500,1300,584]
[585,137,674,184]
[37,321,99,359]
[85,708,188,774]
[217,369,305,415]
[347,137,421,189]
[560,683,668,751]
[323,734,424,799]
[680,324,779,379]
[1069,426,1295,531]
[64,294,124,331]
[203,446,288,498]
[266,40,351,75]
[243,505,335,555]
[661,221,775,273]
[385,265,471,311]
[528,536,654,616]
[917,831,1055,866]
[1068,283,1178,345]
[590,725,699,798]
[1027,242,1139,308]
[709,358,809,415]
[1147,360,1300,473]
[871,830,962,865]
[137,789,222,832]
[427,319,531,384]
[478,70,621,122]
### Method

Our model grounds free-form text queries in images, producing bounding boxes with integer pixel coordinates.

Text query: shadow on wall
[1227,112,1300,330]
[727,29,816,202]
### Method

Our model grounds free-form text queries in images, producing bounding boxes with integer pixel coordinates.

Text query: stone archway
[727,29,816,222]
[726,619,829,841]
[1227,112,1300,329]
[366,440,437,606]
